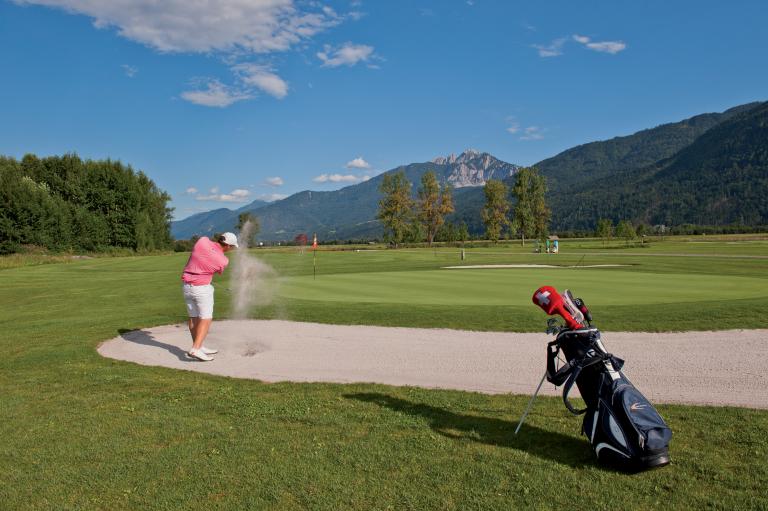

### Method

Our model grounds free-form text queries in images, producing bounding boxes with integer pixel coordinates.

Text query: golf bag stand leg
[514,371,547,435]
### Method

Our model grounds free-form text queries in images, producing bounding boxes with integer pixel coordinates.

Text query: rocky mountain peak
[432,149,521,188]
[457,148,481,160]
[432,153,457,165]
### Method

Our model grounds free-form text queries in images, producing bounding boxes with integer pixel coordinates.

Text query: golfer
[181,232,238,361]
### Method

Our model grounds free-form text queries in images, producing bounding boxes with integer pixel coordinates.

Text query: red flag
[312,233,318,249]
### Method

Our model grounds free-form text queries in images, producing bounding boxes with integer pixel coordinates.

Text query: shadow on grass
[346,392,598,469]
[117,328,191,362]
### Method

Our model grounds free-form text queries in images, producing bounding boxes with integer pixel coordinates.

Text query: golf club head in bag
[562,289,586,326]
[532,286,584,330]
[572,296,593,325]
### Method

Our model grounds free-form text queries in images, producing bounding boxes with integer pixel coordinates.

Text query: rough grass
[1,237,767,509]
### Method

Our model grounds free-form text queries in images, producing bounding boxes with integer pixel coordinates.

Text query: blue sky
[1,0,766,220]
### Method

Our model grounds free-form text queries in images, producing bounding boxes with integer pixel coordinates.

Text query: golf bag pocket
[583,381,672,470]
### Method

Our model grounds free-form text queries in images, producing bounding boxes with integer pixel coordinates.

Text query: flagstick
[312,232,318,280]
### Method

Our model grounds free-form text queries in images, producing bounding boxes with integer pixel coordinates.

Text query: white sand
[441,264,630,269]
[98,321,768,409]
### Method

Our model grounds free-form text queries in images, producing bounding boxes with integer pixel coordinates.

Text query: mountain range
[172,101,767,240]
[171,149,519,240]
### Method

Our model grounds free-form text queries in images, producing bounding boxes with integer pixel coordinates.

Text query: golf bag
[533,287,672,470]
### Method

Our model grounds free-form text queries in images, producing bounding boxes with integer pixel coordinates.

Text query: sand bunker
[442,264,630,269]
[99,321,768,409]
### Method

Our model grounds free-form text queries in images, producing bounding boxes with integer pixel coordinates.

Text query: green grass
[1,237,767,509]
[247,238,768,331]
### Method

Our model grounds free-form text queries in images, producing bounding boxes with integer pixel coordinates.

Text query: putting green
[278,268,768,306]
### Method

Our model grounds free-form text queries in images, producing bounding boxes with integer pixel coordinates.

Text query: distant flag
[312,233,318,279]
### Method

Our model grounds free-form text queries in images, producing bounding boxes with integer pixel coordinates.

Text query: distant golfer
[181,232,238,361]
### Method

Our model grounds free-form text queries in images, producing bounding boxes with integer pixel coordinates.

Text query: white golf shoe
[188,349,214,361]
[201,346,218,355]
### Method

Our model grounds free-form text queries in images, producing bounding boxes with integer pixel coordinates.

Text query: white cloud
[532,38,567,58]
[573,34,626,54]
[196,188,252,203]
[520,126,545,141]
[572,34,591,44]
[265,176,284,186]
[15,0,341,54]
[345,157,371,169]
[185,186,198,194]
[317,42,374,67]
[181,79,251,107]
[232,63,288,99]
[209,186,220,194]
[506,123,520,134]
[121,64,137,77]
[313,173,366,183]
[585,41,626,54]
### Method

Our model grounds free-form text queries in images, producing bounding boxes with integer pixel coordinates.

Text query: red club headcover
[532,286,583,329]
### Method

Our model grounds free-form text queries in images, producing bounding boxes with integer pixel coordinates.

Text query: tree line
[0,153,173,254]
[378,166,551,246]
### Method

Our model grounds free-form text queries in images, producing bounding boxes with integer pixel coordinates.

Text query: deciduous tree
[237,212,260,247]
[417,170,454,246]
[481,179,510,243]
[616,220,637,245]
[377,171,414,247]
[511,166,550,246]
[596,218,614,245]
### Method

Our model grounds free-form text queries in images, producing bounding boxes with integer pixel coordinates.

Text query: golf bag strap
[562,365,587,415]
[546,341,571,385]
[561,354,614,415]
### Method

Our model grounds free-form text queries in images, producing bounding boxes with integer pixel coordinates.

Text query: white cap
[221,232,239,247]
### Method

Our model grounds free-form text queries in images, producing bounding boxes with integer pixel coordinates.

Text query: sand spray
[230,220,280,320]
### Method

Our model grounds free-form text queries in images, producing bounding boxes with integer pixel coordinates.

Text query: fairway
[278,268,768,306]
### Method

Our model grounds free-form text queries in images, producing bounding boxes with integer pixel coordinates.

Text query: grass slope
[1,238,767,509]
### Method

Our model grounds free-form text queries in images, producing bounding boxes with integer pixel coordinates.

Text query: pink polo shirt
[181,237,229,285]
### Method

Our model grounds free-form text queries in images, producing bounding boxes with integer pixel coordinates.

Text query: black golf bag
[531,286,672,470]
[546,327,672,470]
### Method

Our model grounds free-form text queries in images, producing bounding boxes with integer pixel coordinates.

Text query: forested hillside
[449,101,767,232]
[0,154,173,253]
[549,102,768,229]
[535,102,759,192]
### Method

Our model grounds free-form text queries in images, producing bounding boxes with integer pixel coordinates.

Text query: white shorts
[182,284,214,319]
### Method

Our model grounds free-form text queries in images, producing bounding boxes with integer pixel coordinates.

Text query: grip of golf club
[532,286,583,329]
[574,297,593,324]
